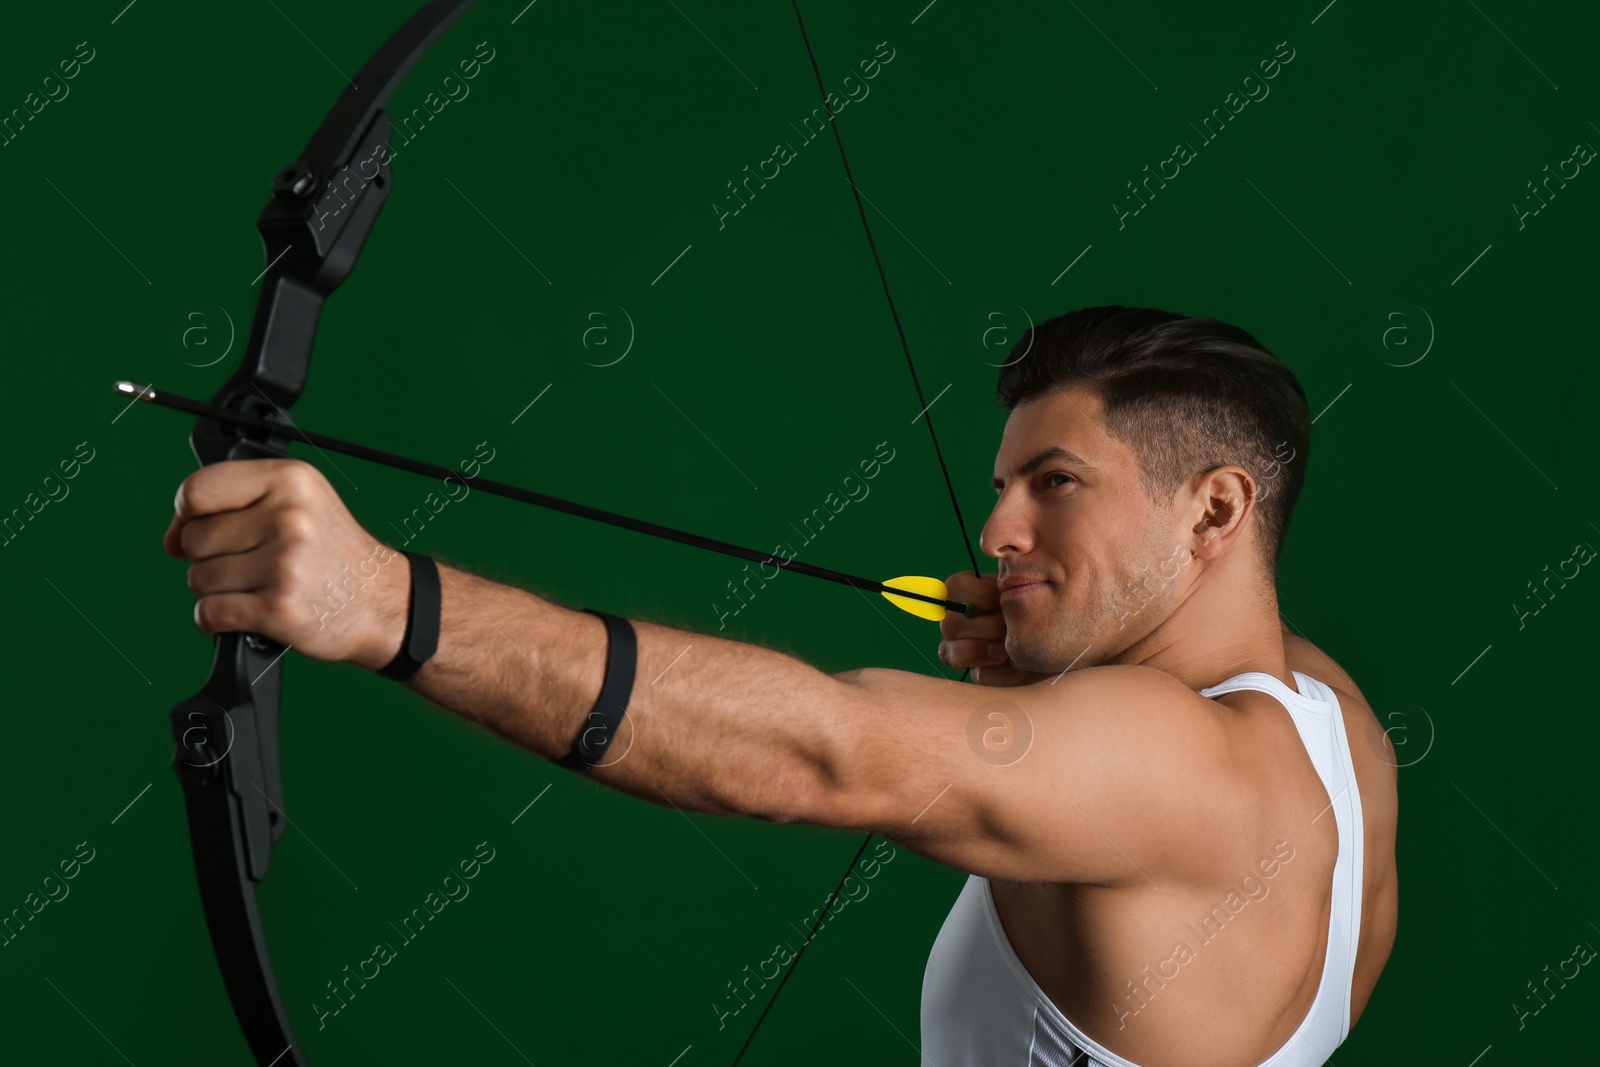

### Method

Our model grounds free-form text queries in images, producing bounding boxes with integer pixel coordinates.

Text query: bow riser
[207,113,401,438]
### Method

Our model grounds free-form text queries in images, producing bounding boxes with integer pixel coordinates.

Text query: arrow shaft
[121,384,969,614]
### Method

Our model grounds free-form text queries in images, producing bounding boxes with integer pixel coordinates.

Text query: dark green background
[2,0,1594,1063]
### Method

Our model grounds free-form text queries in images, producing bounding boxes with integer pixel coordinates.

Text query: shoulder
[1017,665,1250,866]
[1032,663,1234,756]
[836,662,1246,884]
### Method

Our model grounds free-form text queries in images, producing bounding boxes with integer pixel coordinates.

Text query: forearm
[403,562,858,821]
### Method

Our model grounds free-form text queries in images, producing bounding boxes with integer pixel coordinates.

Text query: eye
[1043,472,1076,489]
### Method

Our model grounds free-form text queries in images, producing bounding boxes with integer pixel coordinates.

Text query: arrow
[116,382,974,620]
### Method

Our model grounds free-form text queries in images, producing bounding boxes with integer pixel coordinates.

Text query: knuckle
[263,585,300,628]
[277,505,317,545]
[276,547,314,593]
[278,459,324,497]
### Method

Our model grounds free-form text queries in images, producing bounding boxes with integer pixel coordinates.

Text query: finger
[178,508,273,562]
[973,662,1034,688]
[186,551,277,598]
[945,570,1000,612]
[940,638,1008,670]
[174,458,302,523]
[192,591,264,636]
[194,580,315,638]
[939,610,1007,642]
[163,512,186,559]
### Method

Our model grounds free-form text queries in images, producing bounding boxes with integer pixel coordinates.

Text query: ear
[1186,465,1255,563]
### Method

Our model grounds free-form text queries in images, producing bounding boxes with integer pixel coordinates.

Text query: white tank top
[920,670,1366,1067]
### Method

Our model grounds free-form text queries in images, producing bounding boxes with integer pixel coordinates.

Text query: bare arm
[409,561,864,823]
[409,561,1242,883]
[167,459,1243,884]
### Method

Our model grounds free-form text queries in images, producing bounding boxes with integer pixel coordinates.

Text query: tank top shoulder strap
[1198,669,1321,707]
[1198,667,1365,1054]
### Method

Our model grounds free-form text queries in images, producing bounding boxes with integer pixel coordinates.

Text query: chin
[1006,638,1054,675]
[1013,632,1094,675]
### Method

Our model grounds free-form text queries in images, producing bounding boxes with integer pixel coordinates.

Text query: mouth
[998,577,1050,600]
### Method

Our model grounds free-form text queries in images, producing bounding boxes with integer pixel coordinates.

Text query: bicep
[821,665,1241,885]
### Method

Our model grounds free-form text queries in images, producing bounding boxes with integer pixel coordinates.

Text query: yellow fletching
[880,575,949,621]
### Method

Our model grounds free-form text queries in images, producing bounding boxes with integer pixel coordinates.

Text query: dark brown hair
[995,305,1310,580]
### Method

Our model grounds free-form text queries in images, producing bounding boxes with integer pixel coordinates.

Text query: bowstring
[729,3,984,1062]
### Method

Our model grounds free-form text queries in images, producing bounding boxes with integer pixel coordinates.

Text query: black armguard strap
[376,551,441,681]
[554,609,636,772]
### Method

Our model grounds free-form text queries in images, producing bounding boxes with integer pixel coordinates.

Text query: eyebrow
[992,446,1098,488]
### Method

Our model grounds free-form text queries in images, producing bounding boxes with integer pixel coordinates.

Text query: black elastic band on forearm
[377,551,441,681]
[555,609,636,772]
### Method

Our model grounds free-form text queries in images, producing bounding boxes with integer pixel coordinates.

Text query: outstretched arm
[166,458,1241,885]
[405,559,883,824]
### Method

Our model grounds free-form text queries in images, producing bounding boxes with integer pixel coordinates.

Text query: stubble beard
[1009,529,1184,675]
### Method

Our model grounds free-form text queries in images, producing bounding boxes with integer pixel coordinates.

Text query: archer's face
[983,386,1191,674]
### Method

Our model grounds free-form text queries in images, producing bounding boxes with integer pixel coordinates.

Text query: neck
[1109,566,1289,694]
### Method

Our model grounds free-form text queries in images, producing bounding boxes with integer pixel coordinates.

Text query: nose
[981,491,1034,560]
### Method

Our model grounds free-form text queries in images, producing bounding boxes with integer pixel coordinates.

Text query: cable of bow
[728,4,984,1063]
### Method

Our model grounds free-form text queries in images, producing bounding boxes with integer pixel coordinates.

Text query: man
[165,305,1397,1065]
